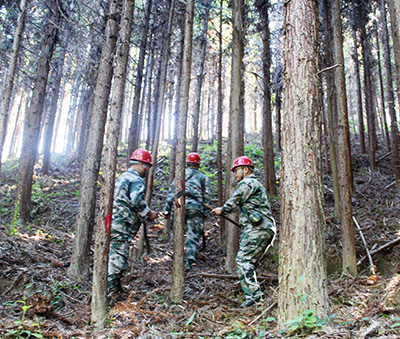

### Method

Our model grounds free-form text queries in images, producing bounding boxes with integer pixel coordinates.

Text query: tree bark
[138,37,155,151]
[387,0,400,106]
[359,11,377,170]
[77,41,103,158]
[332,0,358,276]
[164,19,185,237]
[380,0,400,190]
[350,18,366,153]
[68,0,121,281]
[65,74,81,157]
[217,0,225,247]
[192,2,210,152]
[145,0,175,204]
[127,0,153,160]
[374,23,390,149]
[0,0,28,171]
[91,0,134,328]
[273,65,282,153]
[139,0,176,256]
[321,0,341,219]
[16,0,60,222]
[8,90,26,159]
[145,42,156,150]
[42,47,66,174]
[225,0,243,273]
[51,62,69,154]
[170,0,194,302]
[278,0,328,328]
[255,0,277,196]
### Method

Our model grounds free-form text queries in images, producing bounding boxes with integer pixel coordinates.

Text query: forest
[0,0,400,337]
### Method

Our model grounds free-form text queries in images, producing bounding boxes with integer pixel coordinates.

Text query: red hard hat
[130,149,152,166]
[186,152,201,164]
[231,156,253,172]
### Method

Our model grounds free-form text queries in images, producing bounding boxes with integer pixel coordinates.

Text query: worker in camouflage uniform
[108,149,158,294]
[212,156,276,308]
[163,153,212,270]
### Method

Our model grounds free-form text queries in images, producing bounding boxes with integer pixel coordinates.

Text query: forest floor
[0,140,400,339]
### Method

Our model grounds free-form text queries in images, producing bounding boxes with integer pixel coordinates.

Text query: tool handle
[203,203,240,228]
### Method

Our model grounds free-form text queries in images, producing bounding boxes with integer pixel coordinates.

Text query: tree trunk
[255,0,277,196]
[16,0,60,222]
[127,0,152,160]
[374,23,391,149]
[322,0,341,220]
[387,0,400,106]
[145,0,175,204]
[0,0,28,171]
[145,47,156,149]
[359,15,377,170]
[278,0,328,328]
[217,0,225,247]
[166,81,174,142]
[332,0,357,275]
[225,0,243,273]
[65,75,81,157]
[77,42,103,158]
[139,0,176,256]
[137,36,155,152]
[68,0,121,281]
[51,64,68,154]
[170,0,194,302]
[8,91,26,159]
[192,3,210,152]
[76,85,93,156]
[274,75,282,153]
[380,0,400,190]
[10,87,31,159]
[149,59,161,148]
[164,20,185,237]
[350,20,366,153]
[42,47,66,174]
[91,0,134,328]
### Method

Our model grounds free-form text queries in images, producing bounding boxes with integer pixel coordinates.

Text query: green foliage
[8,196,22,236]
[274,154,281,169]
[31,183,50,205]
[185,311,196,327]
[223,328,250,338]
[391,317,400,328]
[223,321,251,338]
[0,158,19,181]
[282,310,335,336]
[51,281,81,310]
[5,297,43,338]
[72,190,80,197]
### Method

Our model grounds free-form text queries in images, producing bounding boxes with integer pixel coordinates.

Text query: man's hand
[147,210,159,221]
[212,207,222,215]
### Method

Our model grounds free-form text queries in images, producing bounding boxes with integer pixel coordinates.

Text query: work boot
[239,296,262,308]
[107,280,122,297]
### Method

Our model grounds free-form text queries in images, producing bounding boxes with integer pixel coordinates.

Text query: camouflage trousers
[185,209,204,267]
[108,219,140,288]
[236,221,275,302]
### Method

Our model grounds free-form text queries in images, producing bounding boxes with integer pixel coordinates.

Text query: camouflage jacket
[163,168,211,215]
[112,168,150,224]
[221,174,273,225]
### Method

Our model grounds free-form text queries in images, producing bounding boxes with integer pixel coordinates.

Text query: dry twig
[353,216,376,276]
[247,301,277,326]
[357,237,400,265]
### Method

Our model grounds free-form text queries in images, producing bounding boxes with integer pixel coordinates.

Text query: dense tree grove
[0,0,399,335]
